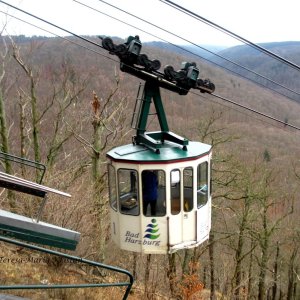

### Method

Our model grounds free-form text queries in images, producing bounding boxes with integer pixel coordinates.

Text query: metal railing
[0,236,134,300]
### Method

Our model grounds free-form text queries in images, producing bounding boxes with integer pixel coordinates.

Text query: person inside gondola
[142,170,158,216]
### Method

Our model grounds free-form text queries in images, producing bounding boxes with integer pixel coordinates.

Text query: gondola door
[196,160,210,243]
[182,166,196,244]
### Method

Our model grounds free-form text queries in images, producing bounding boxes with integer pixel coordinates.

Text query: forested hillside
[213,41,300,103]
[0,35,299,299]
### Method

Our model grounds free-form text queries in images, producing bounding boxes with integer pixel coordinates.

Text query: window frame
[108,164,117,211]
[117,168,139,216]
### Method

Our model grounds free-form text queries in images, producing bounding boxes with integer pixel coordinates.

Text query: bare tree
[167,253,177,297]
[11,40,42,181]
[68,74,129,261]
[0,33,15,207]
[45,58,88,169]
[0,34,12,171]
[247,169,294,300]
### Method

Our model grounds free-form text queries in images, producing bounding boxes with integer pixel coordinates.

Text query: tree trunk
[167,253,177,297]
[18,95,27,175]
[12,45,42,182]
[247,238,254,300]
[270,243,279,300]
[0,90,14,207]
[182,248,194,276]
[91,93,106,262]
[132,252,137,280]
[30,76,41,172]
[144,254,151,299]
[287,248,298,300]
[233,210,247,298]
[209,233,216,300]
[258,206,269,300]
[0,37,11,174]
[203,265,207,288]
[0,91,10,168]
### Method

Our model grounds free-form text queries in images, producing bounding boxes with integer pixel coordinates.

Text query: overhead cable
[0,0,103,50]
[160,0,300,73]
[196,92,298,132]
[0,10,116,62]
[210,93,300,131]
[87,0,300,100]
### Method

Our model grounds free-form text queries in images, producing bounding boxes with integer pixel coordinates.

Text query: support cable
[194,94,292,132]
[85,0,300,100]
[209,93,300,131]
[0,0,104,50]
[160,0,300,72]
[0,10,116,63]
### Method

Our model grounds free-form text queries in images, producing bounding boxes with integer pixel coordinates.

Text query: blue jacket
[142,171,158,202]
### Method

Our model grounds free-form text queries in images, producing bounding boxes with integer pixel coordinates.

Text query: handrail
[0,152,46,183]
[0,236,134,300]
[0,170,71,222]
[0,171,71,198]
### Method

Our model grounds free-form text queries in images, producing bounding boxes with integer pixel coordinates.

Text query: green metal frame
[0,210,79,250]
[133,80,189,152]
[136,81,169,134]
[0,236,134,300]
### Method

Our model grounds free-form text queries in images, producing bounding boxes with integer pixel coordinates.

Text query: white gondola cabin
[107,141,212,254]
[102,35,215,254]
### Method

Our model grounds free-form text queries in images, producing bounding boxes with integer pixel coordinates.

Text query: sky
[0,0,299,47]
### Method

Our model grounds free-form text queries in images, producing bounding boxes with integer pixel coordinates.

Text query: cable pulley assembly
[100,35,161,71]
[164,62,215,93]
[100,35,215,95]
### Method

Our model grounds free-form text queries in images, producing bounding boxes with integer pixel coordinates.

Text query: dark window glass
[142,170,166,217]
[197,162,208,208]
[118,169,139,216]
[171,169,180,214]
[183,167,193,212]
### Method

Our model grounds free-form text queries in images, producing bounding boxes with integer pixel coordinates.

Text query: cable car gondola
[103,36,215,254]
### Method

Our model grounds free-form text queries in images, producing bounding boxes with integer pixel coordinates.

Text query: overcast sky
[0,0,299,47]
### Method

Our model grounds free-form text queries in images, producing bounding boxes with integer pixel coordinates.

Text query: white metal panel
[110,208,120,248]
[117,214,169,254]
[118,214,141,252]
[182,211,196,241]
[196,199,210,243]
[168,214,182,246]
[141,216,168,254]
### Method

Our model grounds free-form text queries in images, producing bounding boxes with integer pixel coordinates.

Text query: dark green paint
[0,224,78,250]
[107,141,211,163]
[133,80,189,151]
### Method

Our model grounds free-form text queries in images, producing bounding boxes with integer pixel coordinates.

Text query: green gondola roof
[106,141,211,164]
